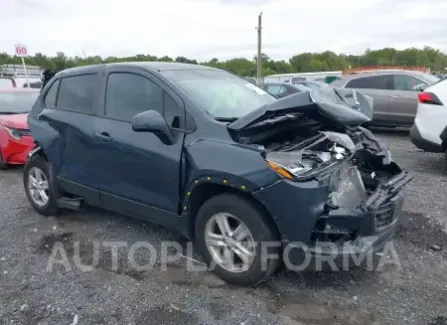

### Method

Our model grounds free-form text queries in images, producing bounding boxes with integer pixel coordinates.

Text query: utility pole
[256,12,262,85]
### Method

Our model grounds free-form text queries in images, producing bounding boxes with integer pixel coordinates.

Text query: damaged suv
[24,63,412,286]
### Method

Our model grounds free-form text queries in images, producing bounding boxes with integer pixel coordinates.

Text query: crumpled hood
[227,87,373,131]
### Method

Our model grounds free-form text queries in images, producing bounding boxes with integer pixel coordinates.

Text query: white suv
[409,78,447,165]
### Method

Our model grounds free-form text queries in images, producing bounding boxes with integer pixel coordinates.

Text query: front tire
[23,155,59,216]
[0,152,8,170]
[195,193,281,286]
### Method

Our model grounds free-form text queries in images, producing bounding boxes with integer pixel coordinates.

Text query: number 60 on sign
[14,44,28,57]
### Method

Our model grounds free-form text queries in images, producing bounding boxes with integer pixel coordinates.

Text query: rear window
[0,91,39,114]
[57,74,97,113]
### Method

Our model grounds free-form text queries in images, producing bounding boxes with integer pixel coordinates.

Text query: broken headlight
[265,148,344,180]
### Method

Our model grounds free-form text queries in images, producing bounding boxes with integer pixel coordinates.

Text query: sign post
[14,44,30,88]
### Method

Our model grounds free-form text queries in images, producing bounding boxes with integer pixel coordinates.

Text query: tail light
[418,92,443,105]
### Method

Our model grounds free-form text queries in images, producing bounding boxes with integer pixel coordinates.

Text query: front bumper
[253,170,411,269]
[0,135,34,165]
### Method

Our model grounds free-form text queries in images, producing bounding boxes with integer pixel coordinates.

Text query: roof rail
[342,66,428,75]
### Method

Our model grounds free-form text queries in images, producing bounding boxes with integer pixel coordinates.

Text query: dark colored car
[24,62,411,286]
[262,82,310,98]
[0,88,39,169]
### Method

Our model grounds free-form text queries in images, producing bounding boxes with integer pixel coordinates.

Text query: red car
[0,88,39,169]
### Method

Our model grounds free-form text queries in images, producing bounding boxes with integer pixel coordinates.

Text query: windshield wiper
[215,117,238,122]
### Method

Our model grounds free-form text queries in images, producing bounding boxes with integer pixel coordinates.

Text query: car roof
[57,62,217,77]
[338,70,428,82]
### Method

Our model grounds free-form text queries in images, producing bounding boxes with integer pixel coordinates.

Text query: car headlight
[264,151,332,180]
[2,126,21,140]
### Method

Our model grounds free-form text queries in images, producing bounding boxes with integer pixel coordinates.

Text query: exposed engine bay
[245,121,410,244]
[228,88,412,246]
[256,124,404,206]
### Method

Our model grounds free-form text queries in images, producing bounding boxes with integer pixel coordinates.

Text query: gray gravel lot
[0,129,446,325]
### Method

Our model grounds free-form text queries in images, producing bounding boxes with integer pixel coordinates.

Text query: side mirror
[132,110,174,145]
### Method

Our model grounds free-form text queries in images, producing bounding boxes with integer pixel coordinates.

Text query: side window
[393,75,426,91]
[105,73,163,122]
[346,75,391,90]
[57,74,97,113]
[44,79,60,108]
[164,92,180,128]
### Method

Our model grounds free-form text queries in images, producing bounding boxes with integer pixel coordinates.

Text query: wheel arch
[28,144,48,161]
[183,180,280,240]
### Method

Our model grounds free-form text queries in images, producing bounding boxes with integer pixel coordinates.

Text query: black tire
[23,155,59,216]
[195,193,281,286]
[0,152,8,170]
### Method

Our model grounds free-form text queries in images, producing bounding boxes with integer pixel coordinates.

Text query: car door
[389,74,426,125]
[344,75,392,125]
[37,72,103,206]
[94,66,185,222]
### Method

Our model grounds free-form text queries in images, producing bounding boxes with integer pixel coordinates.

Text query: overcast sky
[1,0,447,61]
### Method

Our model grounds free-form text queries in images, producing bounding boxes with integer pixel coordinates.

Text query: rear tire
[23,155,59,216]
[195,193,281,286]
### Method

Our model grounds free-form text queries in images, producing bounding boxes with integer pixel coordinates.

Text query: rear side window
[393,75,426,91]
[57,74,97,113]
[44,80,60,107]
[346,75,391,90]
[105,72,163,122]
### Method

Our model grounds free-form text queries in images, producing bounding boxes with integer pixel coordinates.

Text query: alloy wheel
[27,167,50,207]
[204,212,256,273]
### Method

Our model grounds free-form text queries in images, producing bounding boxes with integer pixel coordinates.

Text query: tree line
[1,46,446,77]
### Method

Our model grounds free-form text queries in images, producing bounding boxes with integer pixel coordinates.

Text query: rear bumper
[410,124,442,153]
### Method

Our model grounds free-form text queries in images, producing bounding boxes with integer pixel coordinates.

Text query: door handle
[391,95,402,99]
[95,132,112,142]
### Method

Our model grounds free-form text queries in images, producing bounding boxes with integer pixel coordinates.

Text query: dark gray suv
[24,62,411,286]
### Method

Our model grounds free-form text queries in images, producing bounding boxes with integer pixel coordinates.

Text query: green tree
[0,46,445,77]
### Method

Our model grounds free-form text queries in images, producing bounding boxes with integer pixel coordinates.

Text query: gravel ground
[0,129,446,325]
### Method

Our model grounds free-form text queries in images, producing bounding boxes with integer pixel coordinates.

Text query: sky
[1,0,447,61]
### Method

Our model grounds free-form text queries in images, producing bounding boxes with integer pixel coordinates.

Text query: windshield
[0,91,39,114]
[162,69,276,119]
